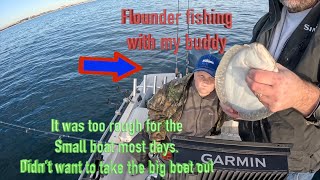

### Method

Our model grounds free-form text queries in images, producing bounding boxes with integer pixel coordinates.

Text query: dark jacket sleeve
[250,13,270,43]
[305,82,320,126]
[129,82,174,165]
[146,81,174,142]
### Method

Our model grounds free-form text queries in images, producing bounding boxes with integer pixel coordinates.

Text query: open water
[0,0,267,179]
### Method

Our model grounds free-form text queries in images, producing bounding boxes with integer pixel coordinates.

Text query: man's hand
[246,63,320,116]
[220,102,241,119]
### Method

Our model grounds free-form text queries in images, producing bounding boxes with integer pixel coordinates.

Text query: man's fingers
[226,112,241,119]
[257,94,272,108]
[245,75,274,109]
[223,109,241,119]
[275,63,286,70]
[246,76,273,96]
[247,69,277,85]
[219,102,241,119]
[220,102,234,113]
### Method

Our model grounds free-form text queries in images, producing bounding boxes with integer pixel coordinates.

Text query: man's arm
[294,81,319,117]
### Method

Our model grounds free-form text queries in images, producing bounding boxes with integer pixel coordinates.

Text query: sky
[0,0,90,29]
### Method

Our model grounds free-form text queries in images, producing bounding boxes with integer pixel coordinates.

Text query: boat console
[170,135,291,180]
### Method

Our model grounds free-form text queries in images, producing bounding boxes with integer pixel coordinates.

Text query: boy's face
[194,71,215,97]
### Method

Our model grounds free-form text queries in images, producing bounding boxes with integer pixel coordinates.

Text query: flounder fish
[215,43,278,121]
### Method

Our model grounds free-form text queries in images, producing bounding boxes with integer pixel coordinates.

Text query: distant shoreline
[0,0,95,32]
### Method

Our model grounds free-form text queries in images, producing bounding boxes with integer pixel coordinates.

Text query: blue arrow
[83,57,135,76]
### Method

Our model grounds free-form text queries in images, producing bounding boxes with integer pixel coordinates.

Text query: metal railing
[78,74,175,180]
[78,97,130,180]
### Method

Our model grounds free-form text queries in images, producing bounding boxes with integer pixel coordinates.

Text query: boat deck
[79,73,243,180]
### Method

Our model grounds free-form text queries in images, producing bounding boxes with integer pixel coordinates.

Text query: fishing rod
[0,120,116,144]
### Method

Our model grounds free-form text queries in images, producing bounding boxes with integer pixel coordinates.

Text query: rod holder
[153,76,157,94]
[163,76,167,85]
[143,75,147,94]
[133,78,137,97]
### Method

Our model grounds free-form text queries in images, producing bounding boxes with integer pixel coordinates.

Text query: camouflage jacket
[146,73,226,142]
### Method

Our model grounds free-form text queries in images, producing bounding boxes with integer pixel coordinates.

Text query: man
[147,54,226,143]
[221,0,320,178]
